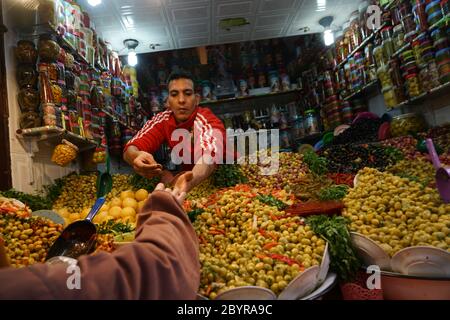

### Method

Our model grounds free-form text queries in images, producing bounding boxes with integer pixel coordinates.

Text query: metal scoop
[426,138,450,203]
[45,197,106,260]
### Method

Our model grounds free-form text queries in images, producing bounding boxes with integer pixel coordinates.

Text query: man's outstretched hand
[154,183,186,206]
[132,151,163,179]
[171,171,195,194]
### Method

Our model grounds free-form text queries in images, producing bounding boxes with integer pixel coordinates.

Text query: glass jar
[19,111,41,129]
[374,45,386,67]
[381,26,393,40]
[16,64,37,89]
[436,48,450,65]
[359,0,369,40]
[390,59,405,88]
[405,73,422,98]
[412,39,424,65]
[14,40,37,65]
[377,64,394,87]
[391,113,426,137]
[398,0,413,20]
[402,14,416,34]
[427,11,443,26]
[304,110,320,135]
[365,43,375,66]
[401,50,416,64]
[38,34,60,62]
[433,38,449,52]
[412,2,428,32]
[382,86,399,109]
[38,0,58,26]
[18,87,40,112]
[393,24,405,52]
[350,11,362,49]
[383,38,395,58]
[51,139,79,166]
[335,30,345,63]
[343,21,352,54]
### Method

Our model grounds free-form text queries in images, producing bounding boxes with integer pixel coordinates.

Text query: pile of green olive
[343,167,450,256]
[0,213,63,267]
[194,187,325,299]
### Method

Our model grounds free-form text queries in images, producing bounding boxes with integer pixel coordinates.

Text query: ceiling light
[319,16,335,46]
[323,29,334,46]
[123,39,139,67]
[88,0,102,7]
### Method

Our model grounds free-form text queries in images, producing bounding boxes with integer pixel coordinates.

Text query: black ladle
[45,196,106,261]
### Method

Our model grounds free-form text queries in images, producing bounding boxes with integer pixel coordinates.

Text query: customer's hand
[172,171,195,194]
[133,151,163,179]
[154,183,187,206]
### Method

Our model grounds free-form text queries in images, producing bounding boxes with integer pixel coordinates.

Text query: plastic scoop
[426,138,450,203]
[45,196,106,260]
[96,151,113,199]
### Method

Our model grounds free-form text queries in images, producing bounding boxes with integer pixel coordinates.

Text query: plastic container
[434,38,449,52]
[391,113,426,137]
[390,59,405,88]
[381,26,393,40]
[382,85,399,109]
[436,48,450,64]
[405,73,422,97]
[401,50,416,64]
[38,34,60,62]
[51,139,79,166]
[405,30,418,43]
[426,0,442,15]
[428,11,444,26]
[398,0,413,20]
[431,27,448,43]
[438,61,450,77]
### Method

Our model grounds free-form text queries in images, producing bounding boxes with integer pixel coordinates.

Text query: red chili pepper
[263,242,279,250]
[267,253,302,267]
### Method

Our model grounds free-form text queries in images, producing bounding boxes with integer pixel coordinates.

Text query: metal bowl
[380,270,450,300]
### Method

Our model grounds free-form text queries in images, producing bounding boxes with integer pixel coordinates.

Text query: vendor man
[124,71,226,193]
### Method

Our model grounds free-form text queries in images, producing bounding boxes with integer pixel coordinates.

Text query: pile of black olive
[332,118,383,145]
[321,144,401,173]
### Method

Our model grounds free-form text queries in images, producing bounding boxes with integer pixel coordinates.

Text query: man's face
[167,78,199,123]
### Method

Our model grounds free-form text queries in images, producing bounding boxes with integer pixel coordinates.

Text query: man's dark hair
[166,71,195,87]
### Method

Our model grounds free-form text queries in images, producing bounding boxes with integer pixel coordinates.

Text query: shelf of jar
[335,23,387,70]
[16,126,97,155]
[199,89,303,107]
[102,110,137,133]
[17,22,98,72]
[343,80,379,101]
[389,81,450,110]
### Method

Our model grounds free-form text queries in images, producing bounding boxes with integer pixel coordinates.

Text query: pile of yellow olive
[343,167,450,256]
[194,186,325,299]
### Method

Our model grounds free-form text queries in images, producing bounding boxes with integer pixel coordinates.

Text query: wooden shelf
[199,89,302,107]
[16,126,97,154]
[392,81,450,109]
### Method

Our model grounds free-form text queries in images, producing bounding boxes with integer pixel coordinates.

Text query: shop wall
[3,0,77,194]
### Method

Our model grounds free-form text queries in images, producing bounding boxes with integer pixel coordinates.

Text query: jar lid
[425,0,441,13]
[392,112,421,120]
[428,11,443,20]
[382,85,394,92]
[393,24,404,32]
[436,47,450,57]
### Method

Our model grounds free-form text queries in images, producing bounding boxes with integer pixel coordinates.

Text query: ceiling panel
[68,0,358,54]
[216,32,248,44]
[169,5,211,21]
[258,0,298,12]
[175,22,210,36]
[256,13,290,27]
[216,1,254,17]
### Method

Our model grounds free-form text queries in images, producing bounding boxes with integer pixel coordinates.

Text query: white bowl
[278,265,320,300]
[351,232,391,271]
[390,246,450,278]
[215,286,276,300]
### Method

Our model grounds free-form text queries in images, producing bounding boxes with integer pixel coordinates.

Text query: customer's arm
[0,189,199,300]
